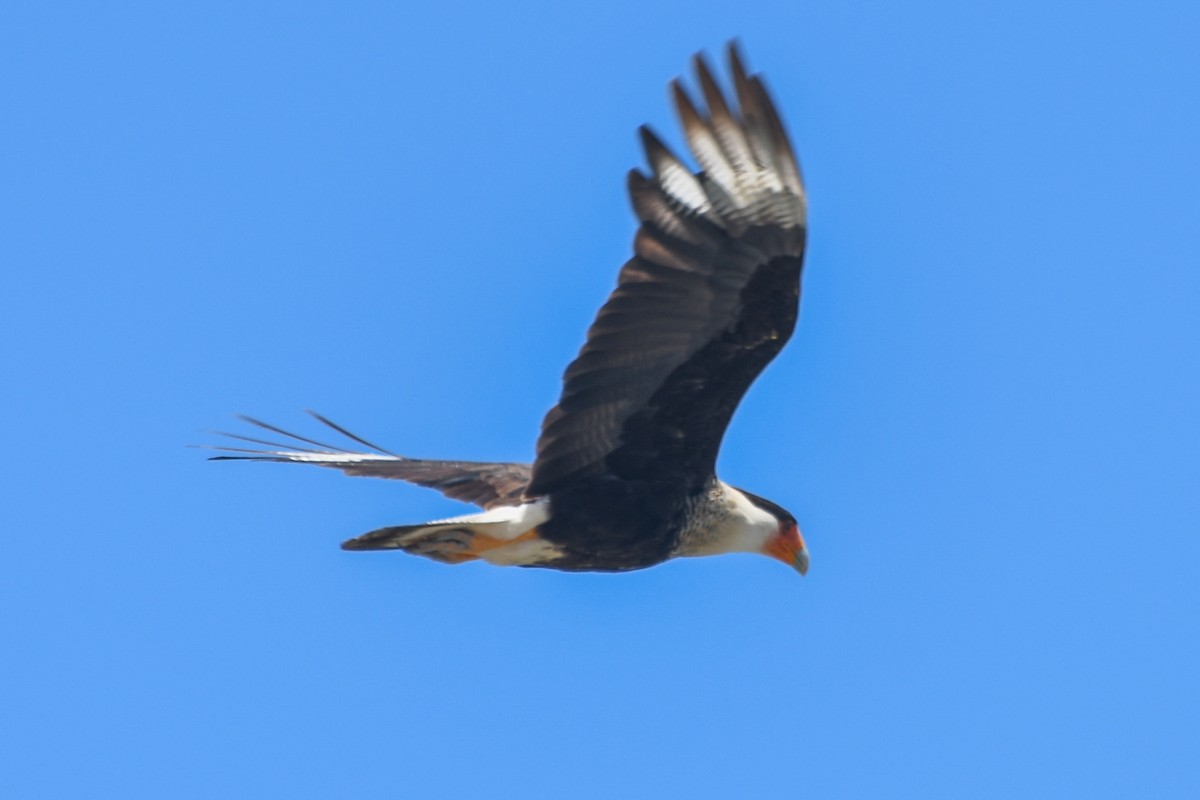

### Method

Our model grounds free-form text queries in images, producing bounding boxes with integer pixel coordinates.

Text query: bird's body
[213,44,812,575]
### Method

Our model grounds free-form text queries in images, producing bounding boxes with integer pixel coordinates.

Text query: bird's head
[730,486,810,576]
[764,516,809,576]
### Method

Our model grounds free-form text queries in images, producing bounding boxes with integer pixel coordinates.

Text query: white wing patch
[641,50,806,238]
[426,498,551,541]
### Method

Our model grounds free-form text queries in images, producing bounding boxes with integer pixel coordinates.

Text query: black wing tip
[627,167,651,190]
[691,48,715,75]
[669,77,691,104]
[638,125,676,168]
[688,39,744,71]
[676,41,760,125]
[726,39,748,71]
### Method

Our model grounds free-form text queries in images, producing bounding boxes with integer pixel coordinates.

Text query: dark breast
[534,477,693,571]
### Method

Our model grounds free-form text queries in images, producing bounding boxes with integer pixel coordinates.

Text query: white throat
[675,480,781,558]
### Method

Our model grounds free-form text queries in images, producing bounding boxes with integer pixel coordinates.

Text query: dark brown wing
[208,412,530,509]
[526,44,807,497]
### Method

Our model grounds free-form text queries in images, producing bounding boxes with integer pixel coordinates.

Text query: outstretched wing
[209,412,530,509]
[527,44,807,498]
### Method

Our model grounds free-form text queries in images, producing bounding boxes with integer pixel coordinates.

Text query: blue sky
[2,1,1198,797]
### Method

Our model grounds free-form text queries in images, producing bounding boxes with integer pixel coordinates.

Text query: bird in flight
[213,43,810,574]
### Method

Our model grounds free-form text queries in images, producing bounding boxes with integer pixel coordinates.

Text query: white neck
[675,481,780,557]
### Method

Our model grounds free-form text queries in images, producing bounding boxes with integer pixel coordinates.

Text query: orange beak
[765,525,810,576]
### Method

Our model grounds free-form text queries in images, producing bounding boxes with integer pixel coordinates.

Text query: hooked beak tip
[764,531,809,576]
[794,546,810,576]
